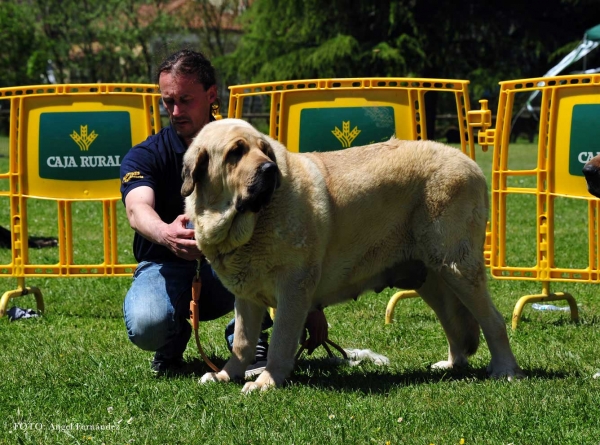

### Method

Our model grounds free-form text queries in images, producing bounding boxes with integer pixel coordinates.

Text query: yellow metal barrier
[0,78,488,322]
[0,83,163,316]
[226,77,487,324]
[468,73,600,328]
[228,77,476,156]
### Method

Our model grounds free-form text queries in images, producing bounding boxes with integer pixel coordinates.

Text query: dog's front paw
[241,381,273,394]
[487,361,525,381]
[241,370,280,394]
[431,360,454,370]
[199,370,231,384]
[431,354,468,371]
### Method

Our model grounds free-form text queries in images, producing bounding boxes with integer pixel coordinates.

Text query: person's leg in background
[224,309,273,374]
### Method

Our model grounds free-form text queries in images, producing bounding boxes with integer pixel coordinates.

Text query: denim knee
[123,289,170,351]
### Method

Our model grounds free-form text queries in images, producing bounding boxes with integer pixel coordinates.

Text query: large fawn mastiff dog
[182,118,523,393]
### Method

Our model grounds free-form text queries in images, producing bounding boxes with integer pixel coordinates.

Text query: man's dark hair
[156,49,216,90]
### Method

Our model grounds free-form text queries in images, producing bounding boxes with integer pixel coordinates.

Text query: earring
[211,98,221,117]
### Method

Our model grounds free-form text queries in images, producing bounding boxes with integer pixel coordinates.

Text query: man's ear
[207,84,218,106]
[181,148,208,197]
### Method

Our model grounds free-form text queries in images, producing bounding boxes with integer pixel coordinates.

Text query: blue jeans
[123,260,235,361]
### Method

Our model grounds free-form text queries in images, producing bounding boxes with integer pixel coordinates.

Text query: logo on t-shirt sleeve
[122,171,144,183]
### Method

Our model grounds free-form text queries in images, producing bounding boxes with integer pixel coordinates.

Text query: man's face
[159,72,217,146]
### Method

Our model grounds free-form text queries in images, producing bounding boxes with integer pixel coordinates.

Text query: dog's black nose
[582,162,600,198]
[235,162,280,213]
[583,162,598,178]
[259,161,279,188]
[260,162,277,176]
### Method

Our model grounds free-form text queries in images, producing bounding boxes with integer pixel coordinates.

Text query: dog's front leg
[242,293,310,394]
[200,298,264,385]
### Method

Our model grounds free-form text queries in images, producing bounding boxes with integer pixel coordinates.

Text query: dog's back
[292,138,489,306]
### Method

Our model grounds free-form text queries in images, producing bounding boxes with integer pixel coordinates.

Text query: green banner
[299,106,396,153]
[569,104,600,176]
[39,111,132,180]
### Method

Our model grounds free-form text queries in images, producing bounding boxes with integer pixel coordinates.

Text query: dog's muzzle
[583,162,600,198]
[235,162,280,213]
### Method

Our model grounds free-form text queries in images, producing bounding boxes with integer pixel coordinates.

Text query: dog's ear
[181,147,208,197]
[259,138,282,188]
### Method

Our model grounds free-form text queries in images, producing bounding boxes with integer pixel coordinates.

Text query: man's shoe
[245,360,267,378]
[151,354,185,376]
[245,343,268,378]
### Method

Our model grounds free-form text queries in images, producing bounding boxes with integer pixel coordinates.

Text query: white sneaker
[245,360,267,378]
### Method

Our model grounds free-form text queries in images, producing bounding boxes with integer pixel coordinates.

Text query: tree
[172,0,250,104]
[0,2,47,87]
[178,0,249,60]
[33,0,179,84]
[220,0,600,96]
[0,0,180,86]
[217,0,425,83]
[411,0,599,98]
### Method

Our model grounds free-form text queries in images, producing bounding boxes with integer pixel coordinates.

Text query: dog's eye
[226,140,246,164]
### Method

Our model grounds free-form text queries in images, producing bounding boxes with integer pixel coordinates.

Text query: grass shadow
[157,356,229,378]
[160,354,570,392]
[290,360,570,393]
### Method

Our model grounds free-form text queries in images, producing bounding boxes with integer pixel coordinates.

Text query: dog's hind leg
[438,261,524,379]
[417,270,480,370]
[200,298,265,384]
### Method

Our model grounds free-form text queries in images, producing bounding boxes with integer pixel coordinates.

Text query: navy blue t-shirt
[120,125,190,263]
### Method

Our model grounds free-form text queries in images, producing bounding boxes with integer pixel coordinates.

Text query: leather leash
[296,338,348,361]
[190,261,220,372]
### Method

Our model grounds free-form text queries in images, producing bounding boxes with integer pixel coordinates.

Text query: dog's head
[583,155,600,198]
[182,119,282,247]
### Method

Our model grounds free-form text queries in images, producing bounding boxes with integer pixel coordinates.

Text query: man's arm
[124,185,202,261]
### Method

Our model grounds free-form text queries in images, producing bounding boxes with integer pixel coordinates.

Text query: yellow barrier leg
[385,290,419,324]
[0,278,44,318]
[512,282,578,330]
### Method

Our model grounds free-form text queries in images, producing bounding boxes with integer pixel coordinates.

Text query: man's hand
[300,309,329,355]
[124,186,203,261]
[162,215,203,260]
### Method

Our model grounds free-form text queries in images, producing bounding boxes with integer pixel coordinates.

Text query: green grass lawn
[1,139,600,444]
[0,135,7,157]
